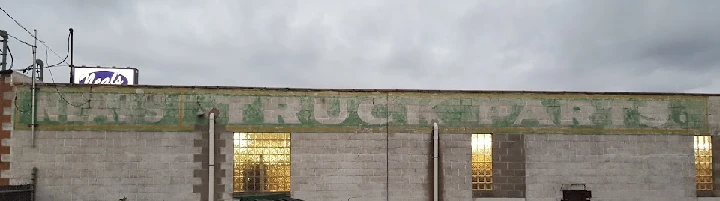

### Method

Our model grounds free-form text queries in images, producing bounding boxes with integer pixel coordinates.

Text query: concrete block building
[0,73,719,201]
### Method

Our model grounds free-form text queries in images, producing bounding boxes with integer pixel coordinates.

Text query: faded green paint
[13,86,710,133]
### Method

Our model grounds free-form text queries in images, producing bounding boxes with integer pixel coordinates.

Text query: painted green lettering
[560,100,595,125]
[262,97,301,124]
[514,100,553,125]
[313,98,349,124]
[406,99,443,125]
[358,98,387,125]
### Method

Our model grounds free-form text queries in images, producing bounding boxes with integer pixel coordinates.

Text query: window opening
[472,133,492,191]
[233,132,291,193]
[695,135,713,191]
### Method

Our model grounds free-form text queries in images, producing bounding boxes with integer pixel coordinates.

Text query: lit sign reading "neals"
[79,71,128,84]
[72,67,138,85]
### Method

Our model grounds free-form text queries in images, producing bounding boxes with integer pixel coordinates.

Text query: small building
[0,74,718,201]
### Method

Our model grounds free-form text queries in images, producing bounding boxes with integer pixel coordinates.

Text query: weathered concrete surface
[290,133,388,201]
[7,72,42,84]
[488,134,525,198]
[289,132,470,201]
[708,96,720,136]
[474,198,526,201]
[14,85,710,135]
[0,72,39,185]
[439,133,472,200]
[388,133,429,201]
[386,133,472,201]
[525,134,696,201]
[219,131,234,201]
[2,131,202,201]
[4,84,719,200]
[193,112,231,201]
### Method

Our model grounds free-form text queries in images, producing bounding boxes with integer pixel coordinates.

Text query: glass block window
[695,135,713,191]
[233,133,291,193]
[472,133,493,191]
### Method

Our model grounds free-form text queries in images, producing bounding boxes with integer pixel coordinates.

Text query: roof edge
[15,83,720,96]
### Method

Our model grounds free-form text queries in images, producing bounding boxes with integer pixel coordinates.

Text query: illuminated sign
[71,66,138,85]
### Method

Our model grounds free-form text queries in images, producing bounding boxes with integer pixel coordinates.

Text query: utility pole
[0,30,8,71]
[69,28,74,83]
[31,30,37,81]
[30,29,37,148]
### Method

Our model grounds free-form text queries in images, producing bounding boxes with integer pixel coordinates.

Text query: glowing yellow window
[472,134,492,191]
[695,135,713,191]
[233,133,291,193]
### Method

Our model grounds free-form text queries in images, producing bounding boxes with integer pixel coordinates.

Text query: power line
[16,64,67,74]
[6,45,13,70]
[47,65,90,108]
[29,32,71,69]
[1,6,88,108]
[45,32,70,68]
[42,42,91,108]
[0,6,68,66]
[0,6,32,37]
[14,39,67,74]
[13,96,31,113]
[38,37,67,66]
[7,34,32,47]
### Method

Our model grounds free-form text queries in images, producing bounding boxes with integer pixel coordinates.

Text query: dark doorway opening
[561,190,591,201]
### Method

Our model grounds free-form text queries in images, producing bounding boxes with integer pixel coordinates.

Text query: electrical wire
[7,45,13,70]
[15,33,70,74]
[15,30,70,73]
[13,30,70,79]
[16,64,67,73]
[13,96,31,113]
[1,6,68,65]
[0,6,32,37]
[43,39,91,108]
[2,6,89,111]
[10,66,88,112]
[47,66,90,108]
[39,40,65,66]
[7,34,32,47]
[43,43,91,108]
[44,32,70,68]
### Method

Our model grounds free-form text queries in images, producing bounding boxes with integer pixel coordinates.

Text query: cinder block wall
[195,116,232,201]
[709,96,720,136]
[219,131,234,201]
[289,132,471,201]
[290,133,387,201]
[525,134,696,201]
[388,133,429,201]
[2,83,717,201]
[0,72,41,185]
[439,133,472,200]
[4,130,202,201]
[490,134,526,198]
[706,96,720,198]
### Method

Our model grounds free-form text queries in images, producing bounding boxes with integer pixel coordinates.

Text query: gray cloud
[2,0,719,93]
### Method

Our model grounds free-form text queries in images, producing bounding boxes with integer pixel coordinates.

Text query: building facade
[0,77,719,201]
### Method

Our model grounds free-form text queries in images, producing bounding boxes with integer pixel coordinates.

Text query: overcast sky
[2,0,720,93]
